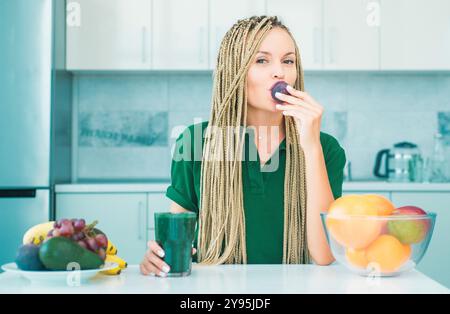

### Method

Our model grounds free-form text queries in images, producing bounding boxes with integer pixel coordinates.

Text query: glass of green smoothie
[154,212,197,277]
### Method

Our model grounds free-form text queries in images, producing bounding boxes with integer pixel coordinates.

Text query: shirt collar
[245,127,286,151]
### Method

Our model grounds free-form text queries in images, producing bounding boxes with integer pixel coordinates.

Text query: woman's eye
[256,59,295,64]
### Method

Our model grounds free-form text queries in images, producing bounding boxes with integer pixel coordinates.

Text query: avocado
[39,237,104,270]
[15,244,46,271]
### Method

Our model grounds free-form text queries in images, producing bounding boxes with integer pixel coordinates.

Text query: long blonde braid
[197,16,310,265]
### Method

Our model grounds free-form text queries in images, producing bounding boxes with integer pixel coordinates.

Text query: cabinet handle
[142,26,147,64]
[313,27,321,64]
[213,26,220,68]
[215,26,221,55]
[199,26,205,64]
[138,201,144,240]
[328,27,336,64]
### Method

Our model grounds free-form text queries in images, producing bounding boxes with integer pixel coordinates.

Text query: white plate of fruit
[2,218,128,283]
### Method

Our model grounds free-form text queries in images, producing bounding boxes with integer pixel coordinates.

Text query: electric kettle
[373,142,422,182]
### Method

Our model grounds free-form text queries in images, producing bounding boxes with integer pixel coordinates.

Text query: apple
[387,206,429,244]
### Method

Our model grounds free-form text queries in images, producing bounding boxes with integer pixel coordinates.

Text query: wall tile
[79,111,168,147]
[438,111,450,146]
[304,72,348,111]
[69,72,450,181]
[321,111,348,144]
[168,73,213,112]
[77,74,168,111]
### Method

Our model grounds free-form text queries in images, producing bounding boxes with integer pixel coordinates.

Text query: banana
[101,265,122,275]
[106,254,128,269]
[100,254,128,276]
[106,240,118,255]
[22,221,55,245]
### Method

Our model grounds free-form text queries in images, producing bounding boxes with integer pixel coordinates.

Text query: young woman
[140,16,346,277]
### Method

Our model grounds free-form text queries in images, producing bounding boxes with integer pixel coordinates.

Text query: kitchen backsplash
[54,71,450,182]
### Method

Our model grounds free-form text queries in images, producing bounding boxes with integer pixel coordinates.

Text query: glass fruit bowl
[320,211,436,277]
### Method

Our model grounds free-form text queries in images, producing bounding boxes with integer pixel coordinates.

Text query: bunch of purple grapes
[47,219,108,260]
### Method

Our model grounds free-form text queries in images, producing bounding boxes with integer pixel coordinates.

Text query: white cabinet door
[209,0,266,70]
[380,0,450,70]
[66,0,152,70]
[55,193,147,264]
[153,0,208,70]
[147,193,171,246]
[323,0,380,70]
[267,0,323,70]
[391,192,450,288]
[147,229,156,242]
[147,193,171,230]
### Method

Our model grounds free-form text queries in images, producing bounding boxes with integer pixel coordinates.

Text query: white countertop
[55,183,171,193]
[54,182,450,193]
[343,181,450,191]
[0,264,448,294]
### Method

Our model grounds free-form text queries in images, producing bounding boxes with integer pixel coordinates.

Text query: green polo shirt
[165,121,346,264]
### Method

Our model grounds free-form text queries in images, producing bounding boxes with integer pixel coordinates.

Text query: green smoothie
[154,212,197,276]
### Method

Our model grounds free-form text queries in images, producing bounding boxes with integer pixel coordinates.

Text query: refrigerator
[0,0,54,266]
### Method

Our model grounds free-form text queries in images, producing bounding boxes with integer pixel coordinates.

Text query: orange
[327,216,382,249]
[346,248,369,268]
[364,194,395,216]
[326,195,383,249]
[365,235,411,273]
[365,195,395,233]
[328,194,379,216]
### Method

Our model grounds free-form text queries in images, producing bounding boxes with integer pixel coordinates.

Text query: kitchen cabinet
[64,0,450,71]
[209,0,266,70]
[146,192,171,242]
[380,0,450,70]
[55,193,148,264]
[267,0,379,70]
[152,0,209,70]
[66,0,152,70]
[147,192,171,232]
[391,192,450,288]
[323,0,380,70]
[267,0,323,70]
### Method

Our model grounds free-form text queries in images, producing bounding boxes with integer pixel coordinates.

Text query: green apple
[387,206,429,244]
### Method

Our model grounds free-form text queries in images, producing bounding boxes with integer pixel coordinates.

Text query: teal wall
[57,71,450,181]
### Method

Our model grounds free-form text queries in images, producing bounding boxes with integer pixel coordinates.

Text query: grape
[53,221,60,229]
[86,238,98,251]
[61,219,72,226]
[59,219,70,226]
[59,223,74,237]
[73,219,86,231]
[95,234,108,248]
[72,232,84,241]
[78,241,88,249]
[58,227,70,237]
[47,229,54,237]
